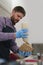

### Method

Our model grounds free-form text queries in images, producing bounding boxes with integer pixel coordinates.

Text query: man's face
[11,11,24,25]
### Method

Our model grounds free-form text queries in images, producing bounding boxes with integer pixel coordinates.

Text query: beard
[10,16,19,25]
[10,16,16,25]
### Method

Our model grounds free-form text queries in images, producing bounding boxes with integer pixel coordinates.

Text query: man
[0,6,32,61]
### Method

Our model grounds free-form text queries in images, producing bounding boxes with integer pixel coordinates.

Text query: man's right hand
[16,29,28,38]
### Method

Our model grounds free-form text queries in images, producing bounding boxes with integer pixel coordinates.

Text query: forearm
[10,41,19,53]
[11,45,19,53]
[0,32,16,41]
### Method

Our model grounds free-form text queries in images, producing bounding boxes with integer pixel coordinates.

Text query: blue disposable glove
[16,29,28,38]
[17,50,32,57]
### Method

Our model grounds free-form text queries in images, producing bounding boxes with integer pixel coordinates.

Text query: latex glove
[17,50,32,57]
[16,29,28,38]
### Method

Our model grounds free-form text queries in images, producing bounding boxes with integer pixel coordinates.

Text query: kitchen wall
[0,0,12,13]
[0,6,10,17]
[0,0,12,17]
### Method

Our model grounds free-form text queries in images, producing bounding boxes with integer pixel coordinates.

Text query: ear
[11,10,15,17]
[12,10,16,15]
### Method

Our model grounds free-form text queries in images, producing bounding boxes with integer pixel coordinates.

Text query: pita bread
[19,43,34,52]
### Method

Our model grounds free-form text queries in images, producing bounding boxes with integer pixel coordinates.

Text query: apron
[0,25,14,61]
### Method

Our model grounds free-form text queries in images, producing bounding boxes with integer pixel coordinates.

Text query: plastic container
[21,22,29,43]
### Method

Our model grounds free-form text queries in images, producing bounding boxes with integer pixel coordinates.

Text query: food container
[21,22,29,43]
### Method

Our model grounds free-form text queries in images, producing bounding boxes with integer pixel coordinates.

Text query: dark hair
[13,6,26,16]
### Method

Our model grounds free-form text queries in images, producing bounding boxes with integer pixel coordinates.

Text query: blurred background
[0,0,43,58]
